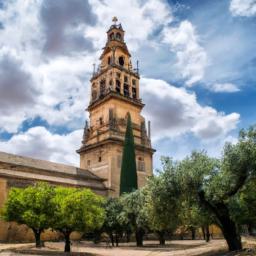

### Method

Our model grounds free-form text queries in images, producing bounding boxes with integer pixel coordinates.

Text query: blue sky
[0,0,255,169]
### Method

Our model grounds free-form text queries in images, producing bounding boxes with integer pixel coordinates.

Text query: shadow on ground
[78,240,207,252]
[10,249,98,256]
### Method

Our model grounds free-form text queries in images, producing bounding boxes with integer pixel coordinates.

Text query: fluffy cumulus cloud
[0,0,242,166]
[87,0,173,51]
[0,126,82,165]
[141,78,240,140]
[0,48,39,132]
[211,83,240,93]
[162,20,208,86]
[40,0,96,56]
[230,0,256,17]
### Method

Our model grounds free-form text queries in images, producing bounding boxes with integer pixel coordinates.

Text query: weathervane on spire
[112,16,118,25]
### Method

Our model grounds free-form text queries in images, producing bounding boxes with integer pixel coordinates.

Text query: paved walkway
[46,240,227,256]
[0,243,34,255]
[0,240,228,256]
[1,238,256,256]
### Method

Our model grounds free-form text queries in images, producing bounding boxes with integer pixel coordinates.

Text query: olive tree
[145,158,180,245]
[120,189,148,246]
[177,126,256,251]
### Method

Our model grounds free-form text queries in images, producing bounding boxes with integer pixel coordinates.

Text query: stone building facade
[77,18,155,196]
[0,151,107,242]
[0,19,154,241]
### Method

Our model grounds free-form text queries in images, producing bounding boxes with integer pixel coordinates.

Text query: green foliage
[120,189,148,246]
[103,197,128,246]
[120,189,148,231]
[145,157,180,234]
[103,197,125,234]
[52,187,105,233]
[120,112,138,195]
[2,182,56,247]
[174,126,256,251]
[2,183,105,251]
[231,178,256,228]
[2,182,55,230]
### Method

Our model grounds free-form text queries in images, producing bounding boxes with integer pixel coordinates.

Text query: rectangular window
[138,158,145,172]
[132,79,136,86]
[132,87,137,99]
[124,76,128,83]
[124,83,129,97]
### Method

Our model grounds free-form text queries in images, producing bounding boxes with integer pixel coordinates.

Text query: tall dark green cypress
[119,112,138,195]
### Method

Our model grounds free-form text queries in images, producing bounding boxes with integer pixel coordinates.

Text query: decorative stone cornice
[88,91,144,111]
[77,137,155,155]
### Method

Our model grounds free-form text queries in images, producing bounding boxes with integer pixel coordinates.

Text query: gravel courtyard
[1,239,256,256]
[1,240,228,256]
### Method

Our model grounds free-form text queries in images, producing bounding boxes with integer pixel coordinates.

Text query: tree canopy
[52,187,105,252]
[2,182,55,247]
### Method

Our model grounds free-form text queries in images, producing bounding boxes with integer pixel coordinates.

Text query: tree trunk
[191,227,196,240]
[115,234,119,247]
[198,191,242,251]
[220,217,242,251]
[248,223,254,236]
[126,230,131,243]
[32,228,42,248]
[64,231,71,252]
[201,226,206,240]
[135,228,144,247]
[205,226,210,242]
[110,233,114,246]
[158,231,165,245]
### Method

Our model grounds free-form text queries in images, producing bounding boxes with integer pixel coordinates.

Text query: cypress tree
[119,112,138,195]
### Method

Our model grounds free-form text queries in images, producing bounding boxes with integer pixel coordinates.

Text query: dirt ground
[1,238,256,256]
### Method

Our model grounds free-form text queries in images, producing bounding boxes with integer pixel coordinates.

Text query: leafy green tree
[120,112,138,195]
[177,126,256,251]
[178,200,214,241]
[145,157,180,245]
[120,189,148,246]
[52,187,105,252]
[231,178,256,235]
[2,182,55,247]
[103,197,126,246]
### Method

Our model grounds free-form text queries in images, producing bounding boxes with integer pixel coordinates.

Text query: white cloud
[211,83,240,93]
[0,0,243,167]
[40,0,96,56]
[0,126,82,166]
[162,20,208,86]
[0,0,96,133]
[0,0,174,134]
[141,78,240,140]
[87,0,173,51]
[0,47,39,132]
[230,0,256,17]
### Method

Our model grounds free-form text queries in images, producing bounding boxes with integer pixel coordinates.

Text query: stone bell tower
[77,17,155,196]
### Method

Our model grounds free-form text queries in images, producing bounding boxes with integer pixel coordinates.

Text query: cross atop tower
[112,16,118,25]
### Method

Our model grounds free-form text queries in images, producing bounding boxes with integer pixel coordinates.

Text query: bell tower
[77,18,155,196]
